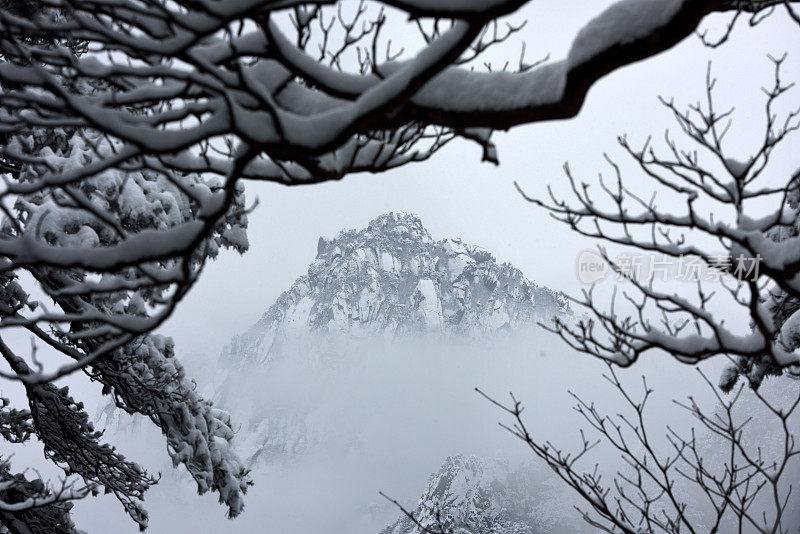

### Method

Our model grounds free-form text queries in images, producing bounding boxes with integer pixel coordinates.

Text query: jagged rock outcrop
[221,212,570,368]
[212,213,571,467]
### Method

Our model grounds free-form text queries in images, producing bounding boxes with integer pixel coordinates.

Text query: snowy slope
[220,212,571,369]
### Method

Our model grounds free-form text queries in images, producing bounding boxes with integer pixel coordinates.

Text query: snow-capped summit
[207,213,572,467]
[221,212,570,368]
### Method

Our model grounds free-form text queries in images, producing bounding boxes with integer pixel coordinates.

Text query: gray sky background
[3,3,800,533]
[164,2,800,361]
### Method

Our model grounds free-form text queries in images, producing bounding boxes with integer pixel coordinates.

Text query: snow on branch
[0,0,788,320]
[520,56,800,384]
[0,458,92,534]
[0,0,795,530]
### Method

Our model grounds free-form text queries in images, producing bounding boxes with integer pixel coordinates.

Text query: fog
[35,329,778,534]
[2,2,799,533]
[4,308,797,532]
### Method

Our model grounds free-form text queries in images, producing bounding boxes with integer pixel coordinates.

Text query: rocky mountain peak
[316,212,433,262]
[221,213,570,368]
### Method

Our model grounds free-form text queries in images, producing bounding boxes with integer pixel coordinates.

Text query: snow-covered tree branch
[0,457,94,534]
[0,0,791,377]
[522,49,800,386]
[0,0,796,532]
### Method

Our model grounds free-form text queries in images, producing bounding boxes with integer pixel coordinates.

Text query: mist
[31,327,781,534]
[1,3,799,533]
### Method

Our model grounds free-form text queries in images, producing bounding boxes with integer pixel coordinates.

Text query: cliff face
[221,212,570,369]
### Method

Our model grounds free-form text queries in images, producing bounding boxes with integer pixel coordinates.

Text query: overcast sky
[163,2,800,361]
[2,3,798,533]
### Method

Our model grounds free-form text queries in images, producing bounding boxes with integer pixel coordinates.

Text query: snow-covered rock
[381,455,573,534]
[221,212,570,369]
[214,213,571,466]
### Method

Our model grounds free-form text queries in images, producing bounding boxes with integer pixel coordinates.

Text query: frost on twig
[0,0,795,530]
[0,457,93,534]
[521,57,800,385]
